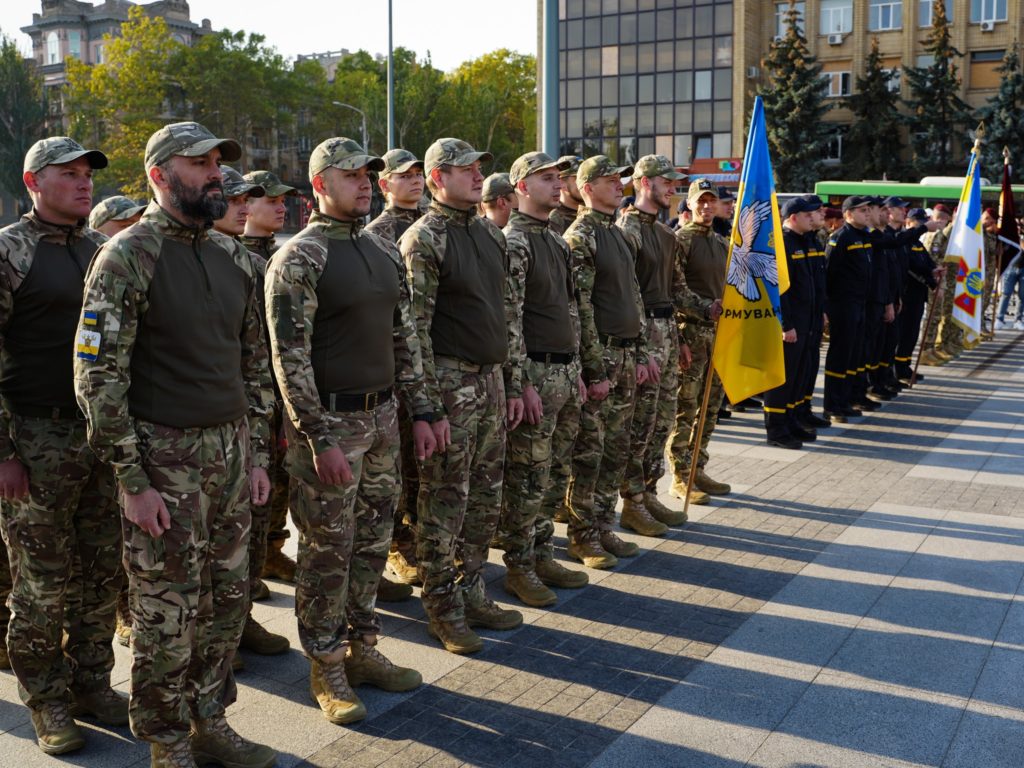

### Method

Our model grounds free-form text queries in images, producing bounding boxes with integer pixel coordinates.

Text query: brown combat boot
[535,558,589,588]
[552,503,570,524]
[567,535,618,570]
[239,615,289,655]
[190,715,276,768]
[668,476,711,505]
[377,577,413,602]
[504,567,557,607]
[465,596,523,630]
[600,530,639,558]
[387,547,421,585]
[231,652,245,672]
[262,541,296,582]
[0,638,11,669]
[30,701,85,755]
[69,685,129,725]
[426,617,483,655]
[251,579,271,601]
[151,740,197,768]
[345,639,422,691]
[620,497,669,537]
[643,492,687,526]
[309,653,366,724]
[694,470,731,496]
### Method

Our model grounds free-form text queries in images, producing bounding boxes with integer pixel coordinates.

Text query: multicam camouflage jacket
[0,209,107,460]
[364,205,422,246]
[73,202,274,494]
[548,203,578,238]
[240,234,279,261]
[399,200,523,408]
[265,210,433,456]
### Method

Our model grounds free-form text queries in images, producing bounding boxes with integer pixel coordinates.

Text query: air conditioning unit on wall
[980,20,995,32]
[746,66,760,78]
[828,34,844,45]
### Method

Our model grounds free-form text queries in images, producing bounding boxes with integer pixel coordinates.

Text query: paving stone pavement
[2,331,1023,767]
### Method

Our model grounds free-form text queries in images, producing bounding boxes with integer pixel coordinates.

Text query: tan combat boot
[69,685,129,725]
[643,492,687,526]
[600,530,639,558]
[552,503,570,524]
[345,638,422,691]
[668,476,711,505]
[262,541,296,582]
[309,652,367,724]
[190,715,276,767]
[30,701,85,755]
[694,470,731,496]
[151,739,197,768]
[465,596,523,630]
[504,567,557,607]
[387,547,421,585]
[377,577,413,602]
[239,615,289,654]
[535,558,589,588]
[567,535,618,570]
[426,617,483,655]
[620,496,669,537]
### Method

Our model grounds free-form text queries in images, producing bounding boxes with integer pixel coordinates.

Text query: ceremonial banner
[712,96,789,404]
[946,148,985,336]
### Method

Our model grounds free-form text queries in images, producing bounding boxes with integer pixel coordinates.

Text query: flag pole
[682,320,721,520]
[910,284,942,387]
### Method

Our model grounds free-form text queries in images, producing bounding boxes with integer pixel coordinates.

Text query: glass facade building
[557,0,734,167]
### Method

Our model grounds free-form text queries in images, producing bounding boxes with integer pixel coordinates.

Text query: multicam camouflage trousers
[497,359,582,569]
[622,317,679,498]
[417,363,506,623]
[249,407,284,599]
[935,265,964,351]
[668,323,725,479]
[0,415,120,708]
[392,402,419,560]
[125,417,250,745]
[568,345,637,538]
[0,536,10,648]
[286,398,399,656]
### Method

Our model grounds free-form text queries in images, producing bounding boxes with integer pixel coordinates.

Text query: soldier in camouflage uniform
[919,205,952,366]
[493,151,590,608]
[668,179,728,501]
[618,156,708,527]
[89,195,145,237]
[548,156,583,238]
[242,169,300,585]
[74,122,275,768]
[930,215,962,361]
[400,137,524,654]
[981,208,999,336]
[267,137,435,724]
[0,137,125,756]
[480,173,517,229]
[563,155,651,570]
[0,538,9,669]
[365,148,426,596]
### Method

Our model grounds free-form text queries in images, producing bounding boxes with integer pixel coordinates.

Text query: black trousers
[763,324,809,438]
[823,300,865,412]
[895,285,928,375]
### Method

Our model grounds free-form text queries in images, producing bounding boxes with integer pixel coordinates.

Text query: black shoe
[767,434,803,449]
[733,397,763,412]
[791,425,817,442]
[823,410,847,424]
[851,400,879,412]
[801,413,832,428]
[718,407,732,420]
[865,390,890,403]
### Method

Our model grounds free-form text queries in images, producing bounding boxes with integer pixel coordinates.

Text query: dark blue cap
[801,194,824,207]
[677,198,689,213]
[908,207,928,222]
[882,196,910,208]
[717,186,736,201]
[781,197,812,218]
[842,195,872,212]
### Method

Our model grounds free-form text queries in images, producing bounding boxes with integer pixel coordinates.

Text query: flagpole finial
[972,122,985,154]
[1004,146,1011,164]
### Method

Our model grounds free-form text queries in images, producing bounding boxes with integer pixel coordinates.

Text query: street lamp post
[331,100,368,154]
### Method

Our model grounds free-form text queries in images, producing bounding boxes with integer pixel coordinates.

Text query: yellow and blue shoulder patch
[76,311,101,361]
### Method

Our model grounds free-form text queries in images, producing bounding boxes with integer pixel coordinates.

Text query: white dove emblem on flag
[726,199,778,302]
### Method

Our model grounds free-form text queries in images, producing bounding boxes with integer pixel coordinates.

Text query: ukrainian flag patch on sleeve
[76,311,101,361]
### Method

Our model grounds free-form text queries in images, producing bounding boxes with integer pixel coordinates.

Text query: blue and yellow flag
[947,143,985,337]
[711,96,790,404]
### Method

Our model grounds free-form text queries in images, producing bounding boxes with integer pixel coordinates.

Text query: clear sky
[0,0,538,72]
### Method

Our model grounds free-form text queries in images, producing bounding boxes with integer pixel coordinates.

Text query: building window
[918,0,952,26]
[601,45,618,76]
[882,67,901,93]
[775,2,805,38]
[693,134,713,161]
[970,49,1006,88]
[694,70,712,100]
[820,0,853,34]
[970,0,1007,22]
[94,43,104,64]
[46,31,59,64]
[67,30,80,60]
[869,0,903,30]
[824,71,852,97]
[823,127,846,164]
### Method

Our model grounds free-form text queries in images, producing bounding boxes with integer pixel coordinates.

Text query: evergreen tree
[977,43,1024,178]
[0,31,46,213]
[757,1,831,191]
[903,0,973,176]
[843,37,904,179]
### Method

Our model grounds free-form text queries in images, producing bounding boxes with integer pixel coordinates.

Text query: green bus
[813,179,1024,207]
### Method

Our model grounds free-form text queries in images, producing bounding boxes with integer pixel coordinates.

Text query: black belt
[598,334,638,349]
[433,356,499,374]
[9,404,85,421]
[321,387,393,412]
[645,306,674,318]
[526,351,574,364]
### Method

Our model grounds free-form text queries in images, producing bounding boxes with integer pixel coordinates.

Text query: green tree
[757,1,831,191]
[0,31,46,212]
[843,37,905,179]
[977,43,1024,178]
[64,6,183,196]
[903,0,972,176]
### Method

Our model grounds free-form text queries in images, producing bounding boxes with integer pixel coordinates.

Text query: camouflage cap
[144,122,241,171]
[632,154,686,181]
[557,155,583,179]
[424,138,493,176]
[509,151,570,186]
[380,148,423,178]
[222,166,266,198]
[88,195,145,230]
[24,136,108,174]
[481,173,515,203]
[243,169,295,197]
[308,137,384,181]
[687,178,720,207]
[577,155,633,185]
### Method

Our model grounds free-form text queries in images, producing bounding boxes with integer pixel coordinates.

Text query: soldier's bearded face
[563,175,584,205]
[644,175,674,210]
[165,163,227,222]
